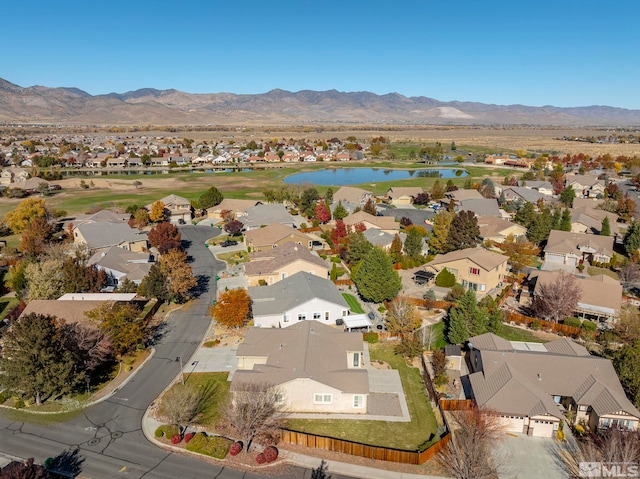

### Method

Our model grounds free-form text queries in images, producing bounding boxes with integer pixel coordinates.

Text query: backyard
[285,343,438,451]
[342,293,364,314]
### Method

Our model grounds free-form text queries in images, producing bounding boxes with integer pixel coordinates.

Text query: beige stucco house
[244,223,314,252]
[73,222,148,253]
[146,194,193,224]
[477,216,527,244]
[244,242,329,286]
[332,186,374,206]
[206,198,262,221]
[231,321,369,414]
[425,247,510,296]
[544,230,614,267]
[343,211,399,234]
[386,187,424,206]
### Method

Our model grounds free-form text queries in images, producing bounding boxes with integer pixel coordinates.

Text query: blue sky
[2,0,639,108]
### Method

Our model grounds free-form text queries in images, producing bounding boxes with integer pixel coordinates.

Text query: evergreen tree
[624,221,640,256]
[389,234,403,264]
[363,197,377,216]
[352,248,402,303]
[324,187,334,204]
[560,208,572,231]
[551,207,562,231]
[445,210,479,252]
[343,231,373,266]
[514,202,536,228]
[0,314,77,405]
[601,216,611,236]
[197,186,224,209]
[138,263,171,301]
[332,201,348,220]
[430,180,446,200]
[527,212,553,245]
[560,185,576,207]
[403,228,424,260]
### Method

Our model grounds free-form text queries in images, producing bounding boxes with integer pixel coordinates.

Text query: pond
[284,167,468,186]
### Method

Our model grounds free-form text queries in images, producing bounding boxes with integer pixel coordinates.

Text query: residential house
[343,211,399,234]
[526,270,622,324]
[73,222,148,253]
[63,209,131,230]
[566,174,606,198]
[569,206,620,236]
[477,216,527,244]
[424,247,510,296]
[332,186,374,206]
[147,194,193,224]
[231,321,368,413]
[484,155,511,165]
[88,246,154,286]
[386,187,424,206]
[442,189,484,208]
[106,158,126,168]
[244,242,329,287]
[239,203,296,230]
[544,230,614,267]
[0,167,29,185]
[467,332,639,436]
[518,180,554,196]
[206,199,262,221]
[378,208,435,229]
[458,198,502,218]
[249,272,349,328]
[244,223,314,252]
[502,187,547,205]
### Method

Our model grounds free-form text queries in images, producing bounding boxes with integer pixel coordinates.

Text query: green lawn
[215,250,249,265]
[587,266,619,280]
[496,323,547,343]
[286,343,438,450]
[342,293,364,314]
[426,321,447,350]
[0,296,19,321]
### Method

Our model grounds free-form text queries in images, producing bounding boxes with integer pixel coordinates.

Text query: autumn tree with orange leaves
[210,288,252,328]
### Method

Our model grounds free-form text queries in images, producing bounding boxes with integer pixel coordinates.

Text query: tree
[332,201,348,220]
[362,197,377,216]
[400,217,413,228]
[0,314,77,406]
[551,207,562,230]
[445,210,479,252]
[25,258,65,300]
[210,288,251,328]
[613,340,640,408]
[435,269,456,287]
[149,200,168,223]
[617,194,637,223]
[159,249,197,301]
[87,302,144,357]
[62,256,108,293]
[224,219,244,236]
[159,380,220,434]
[19,217,53,255]
[445,289,487,343]
[386,296,421,338]
[560,185,576,207]
[527,212,553,245]
[531,271,582,322]
[352,248,402,303]
[0,457,56,479]
[389,234,403,264]
[197,186,223,209]
[560,208,572,231]
[131,207,150,229]
[314,202,331,224]
[227,382,286,451]
[619,263,640,290]
[330,219,347,246]
[413,192,430,205]
[61,322,113,378]
[514,202,536,228]
[435,406,507,479]
[148,222,182,253]
[498,234,539,273]
[324,187,334,204]
[430,180,446,200]
[138,263,171,301]
[624,220,640,257]
[480,178,495,199]
[601,215,611,236]
[4,198,49,234]
[342,231,372,266]
[429,210,454,254]
[403,227,424,260]
[299,187,319,215]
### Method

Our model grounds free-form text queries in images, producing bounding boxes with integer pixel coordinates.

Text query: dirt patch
[370,360,391,370]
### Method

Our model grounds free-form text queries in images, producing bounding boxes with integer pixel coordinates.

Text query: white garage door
[531,419,556,437]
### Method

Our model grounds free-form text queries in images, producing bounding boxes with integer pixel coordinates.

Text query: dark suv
[220,240,238,247]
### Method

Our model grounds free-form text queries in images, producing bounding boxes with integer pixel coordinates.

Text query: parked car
[220,240,238,247]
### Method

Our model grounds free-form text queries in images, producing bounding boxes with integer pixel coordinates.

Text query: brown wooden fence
[280,429,449,465]
[333,279,354,286]
[506,311,584,337]
[410,298,455,310]
[439,399,475,411]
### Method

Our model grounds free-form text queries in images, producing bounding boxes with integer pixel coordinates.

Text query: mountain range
[1,77,639,126]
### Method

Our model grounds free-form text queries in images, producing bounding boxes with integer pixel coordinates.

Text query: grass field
[342,293,364,314]
[587,266,619,280]
[496,323,547,343]
[286,343,438,450]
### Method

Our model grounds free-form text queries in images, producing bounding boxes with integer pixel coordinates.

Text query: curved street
[0,226,353,479]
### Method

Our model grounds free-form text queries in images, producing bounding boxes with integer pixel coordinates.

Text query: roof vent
[537,373,542,381]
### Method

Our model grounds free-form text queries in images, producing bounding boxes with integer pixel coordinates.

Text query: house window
[353,395,364,408]
[353,353,360,367]
[325,312,329,321]
[281,272,288,280]
[342,310,348,317]
[298,313,306,321]
[578,405,587,412]
[314,394,332,404]
[283,314,290,323]
[469,267,480,276]
[313,312,322,320]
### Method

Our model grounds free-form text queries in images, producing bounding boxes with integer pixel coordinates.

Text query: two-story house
[244,242,329,286]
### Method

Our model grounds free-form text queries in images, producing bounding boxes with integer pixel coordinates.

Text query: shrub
[186,432,232,459]
[154,426,164,438]
[435,269,456,288]
[331,256,342,263]
[155,425,180,439]
[563,317,582,328]
[263,446,278,463]
[229,441,243,456]
[531,319,542,330]
[363,332,379,344]
[184,432,196,443]
[581,320,597,332]
[0,391,7,404]
[171,434,182,444]
[256,453,266,464]
[14,399,25,409]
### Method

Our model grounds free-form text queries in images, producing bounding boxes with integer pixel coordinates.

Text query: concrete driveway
[498,433,566,479]
[187,346,238,375]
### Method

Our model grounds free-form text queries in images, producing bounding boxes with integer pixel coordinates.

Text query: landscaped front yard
[285,343,438,451]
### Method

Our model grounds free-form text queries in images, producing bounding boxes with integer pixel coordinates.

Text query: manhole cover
[111,431,123,439]
[88,438,100,446]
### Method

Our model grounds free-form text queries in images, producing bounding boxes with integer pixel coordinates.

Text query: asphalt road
[0,226,356,479]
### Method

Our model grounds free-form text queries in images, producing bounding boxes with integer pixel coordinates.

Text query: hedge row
[185,432,232,459]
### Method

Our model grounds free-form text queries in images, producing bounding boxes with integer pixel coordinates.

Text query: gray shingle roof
[75,222,147,250]
[244,242,328,276]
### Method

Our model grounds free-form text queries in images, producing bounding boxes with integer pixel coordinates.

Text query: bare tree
[158,380,219,434]
[227,382,286,452]
[554,428,640,478]
[619,263,640,290]
[435,407,508,479]
[531,271,582,322]
[386,296,421,338]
